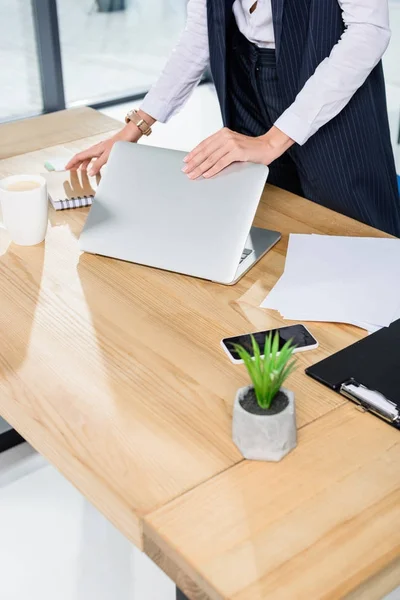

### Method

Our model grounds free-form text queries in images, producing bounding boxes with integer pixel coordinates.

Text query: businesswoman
[67,0,400,236]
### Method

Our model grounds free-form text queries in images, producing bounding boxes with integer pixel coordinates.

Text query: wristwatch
[125,109,152,137]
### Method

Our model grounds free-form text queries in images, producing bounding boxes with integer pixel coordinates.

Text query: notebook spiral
[52,196,93,211]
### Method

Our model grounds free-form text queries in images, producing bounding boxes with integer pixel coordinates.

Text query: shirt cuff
[274,108,314,146]
[140,92,172,124]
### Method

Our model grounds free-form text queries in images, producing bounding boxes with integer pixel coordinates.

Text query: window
[57,0,186,106]
[0,0,43,122]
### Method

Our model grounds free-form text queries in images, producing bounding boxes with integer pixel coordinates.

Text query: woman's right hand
[65,121,143,176]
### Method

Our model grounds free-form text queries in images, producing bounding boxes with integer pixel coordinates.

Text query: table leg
[176,587,190,600]
[0,425,25,453]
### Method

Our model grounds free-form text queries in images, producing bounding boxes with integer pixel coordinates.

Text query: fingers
[183,137,226,175]
[183,136,215,164]
[80,159,92,172]
[184,130,244,179]
[203,152,237,178]
[88,150,109,176]
[184,127,231,165]
[184,145,232,180]
[80,168,95,196]
[65,155,81,170]
[183,128,244,179]
[65,144,102,170]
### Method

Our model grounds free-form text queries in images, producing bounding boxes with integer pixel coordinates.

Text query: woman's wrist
[262,125,294,153]
[257,125,295,164]
[137,109,156,127]
[121,121,144,142]
[121,110,157,143]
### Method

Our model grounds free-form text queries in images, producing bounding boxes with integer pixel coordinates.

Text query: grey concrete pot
[232,386,297,462]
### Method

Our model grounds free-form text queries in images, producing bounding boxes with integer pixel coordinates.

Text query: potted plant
[232,333,297,462]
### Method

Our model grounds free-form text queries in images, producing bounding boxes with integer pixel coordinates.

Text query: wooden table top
[0,108,399,600]
[0,107,120,160]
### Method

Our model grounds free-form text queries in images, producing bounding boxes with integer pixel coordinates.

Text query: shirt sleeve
[140,0,209,123]
[274,0,392,145]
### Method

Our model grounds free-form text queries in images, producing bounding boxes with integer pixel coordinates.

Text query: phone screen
[223,325,317,361]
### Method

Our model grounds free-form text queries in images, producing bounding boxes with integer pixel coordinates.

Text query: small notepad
[42,171,100,211]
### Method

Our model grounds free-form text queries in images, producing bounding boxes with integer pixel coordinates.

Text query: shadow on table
[48,205,89,240]
[75,249,240,509]
[0,238,45,381]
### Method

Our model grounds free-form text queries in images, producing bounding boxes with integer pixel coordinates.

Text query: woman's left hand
[182,126,294,179]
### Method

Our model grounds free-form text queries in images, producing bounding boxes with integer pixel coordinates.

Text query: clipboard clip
[340,379,400,425]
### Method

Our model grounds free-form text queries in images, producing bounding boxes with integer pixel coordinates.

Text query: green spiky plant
[233,332,297,410]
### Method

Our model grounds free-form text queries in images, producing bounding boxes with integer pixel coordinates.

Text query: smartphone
[221,324,318,364]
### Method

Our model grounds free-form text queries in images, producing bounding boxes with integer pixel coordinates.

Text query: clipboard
[306,320,400,430]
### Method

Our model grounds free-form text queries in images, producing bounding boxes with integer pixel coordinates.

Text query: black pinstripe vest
[207,0,400,236]
[207,0,376,125]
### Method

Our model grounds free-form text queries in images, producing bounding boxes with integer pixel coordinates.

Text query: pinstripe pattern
[208,0,400,236]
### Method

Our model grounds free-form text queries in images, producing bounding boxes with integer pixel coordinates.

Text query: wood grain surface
[0,111,398,599]
[145,404,400,600]
[0,107,119,159]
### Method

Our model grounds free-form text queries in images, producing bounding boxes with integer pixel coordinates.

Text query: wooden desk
[0,109,399,600]
[0,107,120,160]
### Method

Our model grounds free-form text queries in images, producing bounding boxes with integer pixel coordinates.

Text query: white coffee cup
[0,174,48,246]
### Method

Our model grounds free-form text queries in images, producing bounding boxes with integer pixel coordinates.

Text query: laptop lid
[79,142,269,284]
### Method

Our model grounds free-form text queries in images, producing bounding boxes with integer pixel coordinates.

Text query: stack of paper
[261,234,400,333]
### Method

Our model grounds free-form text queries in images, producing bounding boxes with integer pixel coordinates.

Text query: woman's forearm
[139,0,209,124]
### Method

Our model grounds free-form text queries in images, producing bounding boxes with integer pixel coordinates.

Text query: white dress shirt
[140,0,391,145]
[233,0,275,48]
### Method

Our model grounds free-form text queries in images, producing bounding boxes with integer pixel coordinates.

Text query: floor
[1,440,399,600]
[0,444,175,600]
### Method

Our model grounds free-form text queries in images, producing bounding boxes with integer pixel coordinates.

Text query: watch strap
[125,110,152,136]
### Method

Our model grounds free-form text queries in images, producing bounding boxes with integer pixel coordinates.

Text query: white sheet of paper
[260,235,400,329]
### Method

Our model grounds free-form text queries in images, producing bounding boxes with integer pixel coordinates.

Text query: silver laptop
[79,142,281,285]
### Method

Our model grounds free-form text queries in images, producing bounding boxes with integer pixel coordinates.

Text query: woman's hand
[65,123,141,175]
[182,126,294,179]
[65,110,155,175]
